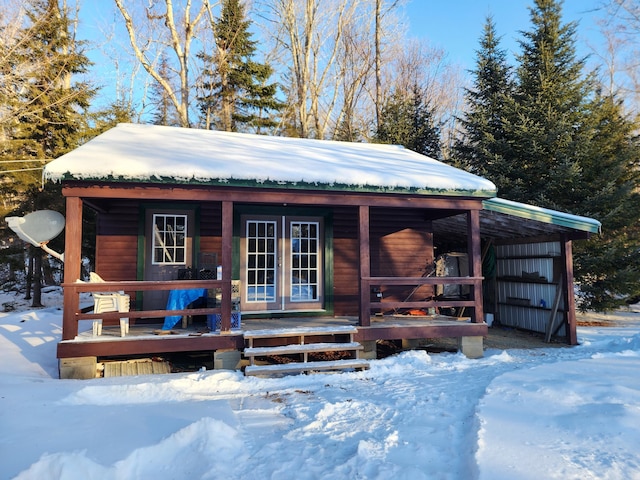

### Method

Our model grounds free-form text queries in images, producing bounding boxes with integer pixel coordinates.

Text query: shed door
[143,209,195,310]
[241,215,323,312]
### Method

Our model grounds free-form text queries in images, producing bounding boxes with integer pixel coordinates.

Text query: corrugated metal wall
[495,242,566,335]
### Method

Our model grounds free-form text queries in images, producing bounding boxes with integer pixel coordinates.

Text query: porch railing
[361,276,484,325]
[61,279,235,340]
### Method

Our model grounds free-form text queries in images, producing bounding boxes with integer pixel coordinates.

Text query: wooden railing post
[467,209,484,324]
[62,197,82,340]
[220,201,233,332]
[562,236,578,345]
[359,205,371,326]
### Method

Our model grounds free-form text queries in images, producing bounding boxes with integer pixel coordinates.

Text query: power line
[0,159,51,164]
[1,167,44,174]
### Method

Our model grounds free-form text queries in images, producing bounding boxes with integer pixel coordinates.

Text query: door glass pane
[246,220,277,302]
[290,221,319,301]
[152,214,188,265]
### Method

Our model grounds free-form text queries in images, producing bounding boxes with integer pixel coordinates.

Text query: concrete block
[359,340,377,360]
[214,349,241,370]
[59,356,98,379]
[458,336,484,359]
[402,338,420,349]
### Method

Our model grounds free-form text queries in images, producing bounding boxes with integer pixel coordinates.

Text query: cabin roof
[43,124,601,241]
[483,198,601,235]
[432,197,601,241]
[43,123,496,198]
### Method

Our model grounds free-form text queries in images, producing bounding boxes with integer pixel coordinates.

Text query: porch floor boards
[73,314,474,340]
[59,315,487,360]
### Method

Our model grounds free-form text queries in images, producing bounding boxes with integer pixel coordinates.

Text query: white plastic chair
[90,272,130,337]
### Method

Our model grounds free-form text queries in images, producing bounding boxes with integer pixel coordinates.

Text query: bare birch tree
[259,0,365,139]
[332,17,374,141]
[259,0,462,143]
[373,0,402,131]
[380,37,465,158]
[332,0,405,141]
[599,0,640,115]
[85,5,150,123]
[113,0,212,127]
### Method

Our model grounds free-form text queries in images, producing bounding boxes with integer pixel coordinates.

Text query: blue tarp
[162,288,207,330]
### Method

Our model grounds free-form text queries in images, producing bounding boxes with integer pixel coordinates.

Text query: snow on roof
[43,123,497,197]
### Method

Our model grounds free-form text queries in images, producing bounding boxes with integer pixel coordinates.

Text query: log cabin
[42,124,600,378]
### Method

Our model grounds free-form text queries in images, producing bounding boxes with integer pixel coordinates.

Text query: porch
[58,267,487,379]
[58,311,487,378]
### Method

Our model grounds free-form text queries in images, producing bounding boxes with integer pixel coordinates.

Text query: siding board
[369,208,434,304]
[95,200,140,282]
[332,207,359,315]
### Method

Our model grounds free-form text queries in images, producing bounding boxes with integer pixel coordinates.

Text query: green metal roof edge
[49,173,498,198]
[483,198,602,234]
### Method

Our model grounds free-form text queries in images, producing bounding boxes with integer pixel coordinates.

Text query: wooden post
[545,285,563,343]
[62,196,82,340]
[220,201,233,332]
[359,205,371,327]
[561,236,578,345]
[467,209,484,324]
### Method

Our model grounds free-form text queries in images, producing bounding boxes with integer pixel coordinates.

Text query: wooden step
[244,341,363,358]
[243,325,357,340]
[244,359,370,377]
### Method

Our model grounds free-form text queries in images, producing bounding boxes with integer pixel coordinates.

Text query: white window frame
[151,213,188,265]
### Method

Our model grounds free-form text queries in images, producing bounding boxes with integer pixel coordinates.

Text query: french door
[241,215,323,312]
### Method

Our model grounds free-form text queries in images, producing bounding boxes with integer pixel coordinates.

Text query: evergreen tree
[1,0,92,211]
[333,114,360,143]
[453,17,514,184]
[198,0,282,132]
[150,54,181,127]
[1,0,94,305]
[504,0,591,207]
[92,100,136,134]
[8,0,94,163]
[375,86,442,159]
[479,0,640,311]
[572,93,640,311]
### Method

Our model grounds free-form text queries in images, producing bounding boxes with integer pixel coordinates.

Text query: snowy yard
[1,288,639,479]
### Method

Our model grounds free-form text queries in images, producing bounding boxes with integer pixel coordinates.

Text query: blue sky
[78,1,604,68]
[76,1,605,111]
[404,0,604,70]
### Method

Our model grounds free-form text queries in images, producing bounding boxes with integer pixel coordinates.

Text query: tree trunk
[375,0,382,131]
[113,0,209,128]
[32,251,43,307]
[25,249,33,301]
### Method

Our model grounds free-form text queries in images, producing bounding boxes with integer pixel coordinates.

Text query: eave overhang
[483,198,602,235]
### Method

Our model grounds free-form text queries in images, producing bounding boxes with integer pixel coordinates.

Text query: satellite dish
[6,210,65,261]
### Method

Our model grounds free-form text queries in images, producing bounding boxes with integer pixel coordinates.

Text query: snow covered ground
[1,288,639,480]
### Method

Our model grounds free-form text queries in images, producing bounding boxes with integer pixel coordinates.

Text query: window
[152,214,188,265]
[290,221,319,301]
